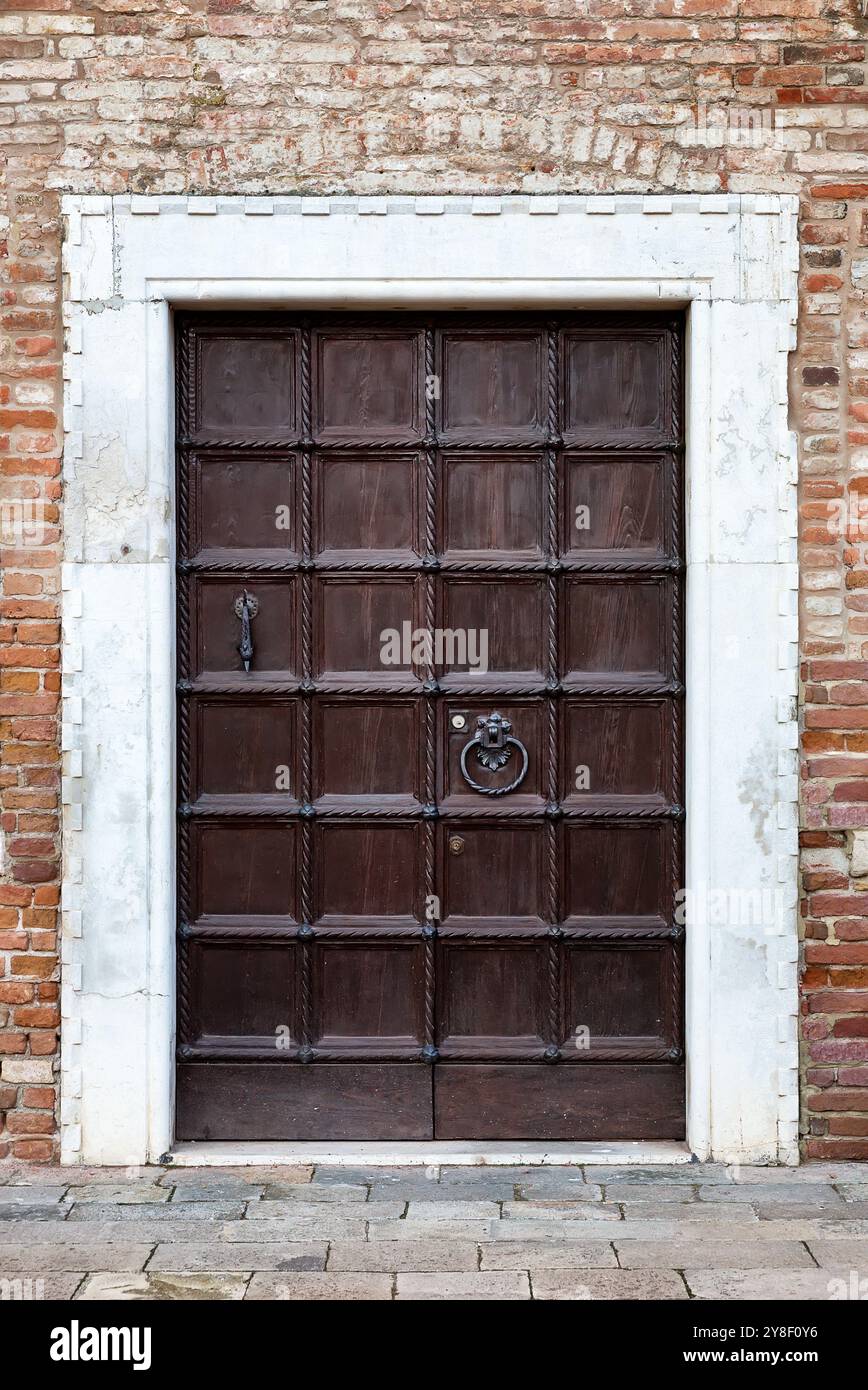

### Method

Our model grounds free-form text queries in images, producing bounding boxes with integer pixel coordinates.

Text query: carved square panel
[194,821,298,918]
[440,822,545,925]
[562,454,666,556]
[315,575,422,679]
[314,453,421,557]
[439,330,544,436]
[313,330,423,438]
[194,577,297,679]
[437,944,547,1047]
[189,942,297,1042]
[563,822,671,921]
[440,698,545,806]
[193,452,297,555]
[312,943,425,1046]
[440,453,545,557]
[563,330,667,437]
[561,578,668,682]
[314,822,423,924]
[197,700,297,799]
[314,698,423,801]
[439,578,547,680]
[563,944,668,1047]
[561,699,669,804]
[196,332,297,433]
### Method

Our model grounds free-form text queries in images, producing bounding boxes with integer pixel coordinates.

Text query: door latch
[234,590,259,672]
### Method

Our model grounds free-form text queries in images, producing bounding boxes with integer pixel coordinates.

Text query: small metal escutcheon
[448,835,465,856]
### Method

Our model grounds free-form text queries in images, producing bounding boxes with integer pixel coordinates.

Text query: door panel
[175,310,684,1141]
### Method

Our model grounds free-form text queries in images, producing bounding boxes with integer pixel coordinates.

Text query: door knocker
[234,590,259,672]
[458,711,529,796]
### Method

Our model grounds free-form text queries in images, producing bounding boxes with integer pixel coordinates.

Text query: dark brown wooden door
[175,311,685,1141]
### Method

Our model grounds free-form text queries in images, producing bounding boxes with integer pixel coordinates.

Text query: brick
[0,0,863,1165]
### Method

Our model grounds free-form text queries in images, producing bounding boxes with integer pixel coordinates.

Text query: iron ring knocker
[459,711,529,797]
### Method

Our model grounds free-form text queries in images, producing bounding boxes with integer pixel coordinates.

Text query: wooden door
[175,311,685,1141]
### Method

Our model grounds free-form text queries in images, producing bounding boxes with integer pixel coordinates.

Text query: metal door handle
[458,711,529,796]
[234,590,259,672]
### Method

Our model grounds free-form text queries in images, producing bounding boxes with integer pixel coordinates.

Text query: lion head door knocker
[459,711,529,797]
[234,589,259,672]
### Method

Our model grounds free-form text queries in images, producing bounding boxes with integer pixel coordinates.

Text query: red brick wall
[2,0,868,1160]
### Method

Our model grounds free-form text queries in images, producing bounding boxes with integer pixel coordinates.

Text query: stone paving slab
[244,1200,403,1223]
[397,1272,530,1300]
[259,1183,368,1203]
[0,1206,70,1222]
[699,1184,844,1206]
[603,1184,698,1203]
[77,1272,249,1300]
[65,1202,246,1223]
[0,1186,67,1205]
[614,1240,816,1269]
[404,1201,503,1220]
[530,1271,688,1300]
[0,1220,246,1245]
[247,1272,393,1300]
[328,1240,480,1272]
[684,1269,868,1300]
[147,1243,329,1272]
[368,1182,517,1203]
[163,1182,266,1203]
[0,1244,153,1273]
[0,1273,85,1299]
[728,1164,868,1184]
[568,1165,729,1185]
[219,1218,369,1242]
[617,1202,760,1223]
[501,1201,622,1221]
[479,1241,618,1270]
[752,1202,868,1222]
[836,1185,868,1202]
[368,1219,499,1240]
[64,1183,170,1205]
[169,1166,314,1185]
[804,1237,868,1267]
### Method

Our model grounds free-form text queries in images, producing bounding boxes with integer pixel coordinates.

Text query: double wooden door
[175,311,685,1141]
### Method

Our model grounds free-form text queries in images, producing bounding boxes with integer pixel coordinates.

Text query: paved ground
[1,1161,868,1300]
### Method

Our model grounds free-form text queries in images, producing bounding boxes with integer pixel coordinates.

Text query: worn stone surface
[685,1269,868,1300]
[259,1184,367,1204]
[76,1272,249,1301]
[0,1273,85,1300]
[66,1201,245,1223]
[615,1240,816,1270]
[531,1271,688,1300]
[479,1241,619,1270]
[0,1244,152,1273]
[147,1243,328,1273]
[0,1164,864,1298]
[64,1183,170,1205]
[327,1241,480,1273]
[246,1273,393,1301]
[397,1272,530,1301]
